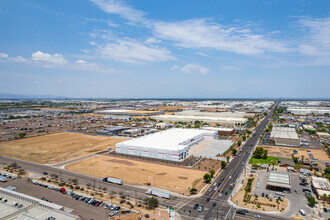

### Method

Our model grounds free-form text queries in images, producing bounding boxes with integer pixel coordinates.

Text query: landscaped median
[232,174,288,212]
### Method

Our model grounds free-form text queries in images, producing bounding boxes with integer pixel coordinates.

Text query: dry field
[262,145,330,161]
[0,132,128,164]
[66,155,205,194]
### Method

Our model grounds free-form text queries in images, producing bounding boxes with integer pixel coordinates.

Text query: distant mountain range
[0,93,67,99]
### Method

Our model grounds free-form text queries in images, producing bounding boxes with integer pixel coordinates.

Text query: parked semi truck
[146,189,171,199]
[103,177,123,185]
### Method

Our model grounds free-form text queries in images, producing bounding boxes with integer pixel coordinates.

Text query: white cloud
[97,39,175,63]
[180,64,209,75]
[145,37,161,44]
[75,59,87,64]
[0,53,9,58]
[195,52,210,57]
[32,51,68,66]
[298,17,330,57]
[152,19,289,55]
[89,0,145,23]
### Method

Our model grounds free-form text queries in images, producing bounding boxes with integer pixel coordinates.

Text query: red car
[60,188,66,194]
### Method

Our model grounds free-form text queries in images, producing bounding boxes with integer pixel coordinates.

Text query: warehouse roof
[267,171,291,189]
[117,128,216,151]
[270,127,299,140]
[311,176,330,190]
[154,115,247,123]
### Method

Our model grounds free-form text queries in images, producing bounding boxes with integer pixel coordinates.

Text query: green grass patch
[249,156,281,165]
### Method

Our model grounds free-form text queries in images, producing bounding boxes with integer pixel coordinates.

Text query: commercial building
[202,127,235,136]
[311,176,330,201]
[153,115,247,126]
[266,171,291,192]
[270,126,300,146]
[0,187,80,220]
[278,158,295,167]
[103,115,133,121]
[96,109,163,116]
[105,126,130,135]
[116,128,217,161]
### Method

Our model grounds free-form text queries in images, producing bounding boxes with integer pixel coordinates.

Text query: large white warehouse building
[116,128,217,161]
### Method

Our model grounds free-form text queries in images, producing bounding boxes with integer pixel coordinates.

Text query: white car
[1,172,5,176]
[256,183,260,188]
[214,187,218,191]
[219,193,222,198]
[269,194,273,199]
[229,176,232,180]
[299,209,306,216]
[213,182,217,187]
[208,188,212,192]
[6,174,11,178]
[280,192,284,196]
[11,175,16,179]
[275,192,280,195]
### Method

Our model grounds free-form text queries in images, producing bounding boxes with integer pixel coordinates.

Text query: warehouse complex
[116,128,217,161]
[96,109,163,116]
[270,126,300,146]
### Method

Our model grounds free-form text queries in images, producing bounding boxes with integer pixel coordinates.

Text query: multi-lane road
[176,102,279,219]
[0,103,282,220]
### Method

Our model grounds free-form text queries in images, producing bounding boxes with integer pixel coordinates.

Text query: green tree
[237,140,242,146]
[242,136,246,141]
[144,197,159,209]
[221,161,227,169]
[232,148,237,156]
[301,155,305,163]
[253,147,265,159]
[209,169,215,177]
[18,133,26,139]
[203,173,212,183]
[190,188,197,194]
[308,196,317,206]
[324,167,330,175]
[262,150,268,159]
[72,178,78,185]
[270,160,276,170]
[226,156,230,163]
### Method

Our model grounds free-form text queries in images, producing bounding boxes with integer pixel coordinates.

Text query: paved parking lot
[253,170,330,219]
[0,177,111,220]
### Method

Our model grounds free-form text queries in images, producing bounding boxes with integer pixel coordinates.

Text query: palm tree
[301,155,305,163]
[270,160,276,171]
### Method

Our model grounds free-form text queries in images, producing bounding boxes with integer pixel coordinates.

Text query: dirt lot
[66,155,205,195]
[261,145,330,161]
[0,132,128,164]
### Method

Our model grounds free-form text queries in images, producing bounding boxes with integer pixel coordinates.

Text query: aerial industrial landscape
[1,0,329,219]
[0,99,329,220]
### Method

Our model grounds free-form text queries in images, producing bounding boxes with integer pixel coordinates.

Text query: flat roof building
[311,176,330,200]
[0,187,80,220]
[116,128,217,161]
[266,171,291,192]
[270,126,300,146]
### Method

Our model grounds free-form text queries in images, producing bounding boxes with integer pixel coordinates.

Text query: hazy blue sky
[0,0,329,98]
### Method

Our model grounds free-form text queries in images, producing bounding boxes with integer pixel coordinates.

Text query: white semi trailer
[146,189,171,199]
[103,177,123,185]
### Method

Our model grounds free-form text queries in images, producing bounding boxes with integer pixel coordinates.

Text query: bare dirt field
[66,155,205,194]
[261,145,330,161]
[0,132,128,164]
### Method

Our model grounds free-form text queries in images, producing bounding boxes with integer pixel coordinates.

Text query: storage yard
[0,132,127,164]
[66,155,205,194]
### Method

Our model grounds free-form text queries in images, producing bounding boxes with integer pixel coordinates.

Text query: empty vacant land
[0,132,127,164]
[66,155,205,194]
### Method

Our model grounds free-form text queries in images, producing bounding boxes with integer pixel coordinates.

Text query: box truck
[146,189,171,199]
[103,177,123,185]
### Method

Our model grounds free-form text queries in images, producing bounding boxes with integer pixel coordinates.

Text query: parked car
[255,215,261,218]
[198,206,203,212]
[294,190,299,194]
[206,198,211,202]
[236,210,245,215]
[193,204,199,210]
[212,202,216,207]
[323,208,328,212]
[43,172,48,175]
[261,193,264,197]
[299,209,306,216]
